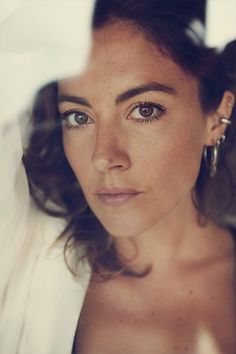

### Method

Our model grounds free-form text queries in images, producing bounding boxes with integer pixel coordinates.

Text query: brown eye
[128,102,166,122]
[139,103,154,117]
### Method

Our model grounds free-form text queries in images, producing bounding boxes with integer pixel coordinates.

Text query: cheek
[62,134,90,184]
[127,129,204,232]
[139,121,205,198]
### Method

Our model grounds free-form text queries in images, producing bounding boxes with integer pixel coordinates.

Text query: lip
[96,187,139,195]
[95,187,142,206]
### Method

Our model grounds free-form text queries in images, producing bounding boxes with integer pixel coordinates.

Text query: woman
[2,0,236,353]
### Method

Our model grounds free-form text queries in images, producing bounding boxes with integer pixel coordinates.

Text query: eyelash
[61,110,92,131]
[127,101,166,124]
[61,101,167,130]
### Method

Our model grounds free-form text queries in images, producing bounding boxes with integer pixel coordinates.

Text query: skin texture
[60,23,208,238]
[58,22,236,353]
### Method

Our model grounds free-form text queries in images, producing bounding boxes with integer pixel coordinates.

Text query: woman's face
[58,22,209,238]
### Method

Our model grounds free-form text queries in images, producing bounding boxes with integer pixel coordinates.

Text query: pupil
[139,104,153,117]
[75,113,88,124]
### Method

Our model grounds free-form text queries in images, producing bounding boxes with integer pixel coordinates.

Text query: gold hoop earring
[203,135,225,178]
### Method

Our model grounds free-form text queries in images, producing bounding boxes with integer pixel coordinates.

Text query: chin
[93,211,161,239]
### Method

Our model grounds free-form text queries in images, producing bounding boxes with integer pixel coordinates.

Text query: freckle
[151,311,155,316]
[188,289,193,295]
[119,319,124,323]
[211,296,216,302]
[184,346,188,351]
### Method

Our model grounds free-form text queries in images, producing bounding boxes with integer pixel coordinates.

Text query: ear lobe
[205,90,235,146]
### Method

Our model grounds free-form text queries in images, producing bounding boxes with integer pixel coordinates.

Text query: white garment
[0,115,91,354]
[0,2,95,353]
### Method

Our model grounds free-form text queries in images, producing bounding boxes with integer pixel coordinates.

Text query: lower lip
[96,193,141,206]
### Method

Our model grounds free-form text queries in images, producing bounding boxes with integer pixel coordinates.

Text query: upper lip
[95,187,140,195]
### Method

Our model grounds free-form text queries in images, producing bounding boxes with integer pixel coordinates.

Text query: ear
[205,90,235,146]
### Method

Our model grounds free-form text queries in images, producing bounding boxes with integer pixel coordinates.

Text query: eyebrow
[57,81,177,107]
[115,82,177,104]
[57,95,92,108]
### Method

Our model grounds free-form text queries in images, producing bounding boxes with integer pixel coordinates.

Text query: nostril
[92,135,131,172]
[114,163,124,169]
[94,156,130,172]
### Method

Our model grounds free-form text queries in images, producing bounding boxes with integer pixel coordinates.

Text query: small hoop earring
[203,135,225,178]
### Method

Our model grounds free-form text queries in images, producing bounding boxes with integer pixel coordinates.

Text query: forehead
[59,22,198,99]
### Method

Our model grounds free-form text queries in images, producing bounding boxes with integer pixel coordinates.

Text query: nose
[92,125,131,172]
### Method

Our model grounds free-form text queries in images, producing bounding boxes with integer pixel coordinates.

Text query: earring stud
[219,117,231,125]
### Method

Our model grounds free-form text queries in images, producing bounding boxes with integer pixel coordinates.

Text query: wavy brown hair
[23,0,236,279]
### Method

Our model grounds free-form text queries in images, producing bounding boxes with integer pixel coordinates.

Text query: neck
[113,192,233,276]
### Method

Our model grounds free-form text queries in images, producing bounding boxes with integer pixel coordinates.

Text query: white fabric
[0,83,91,354]
[1,1,235,353]
[0,1,94,353]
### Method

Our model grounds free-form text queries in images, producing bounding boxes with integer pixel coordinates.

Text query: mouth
[95,188,142,206]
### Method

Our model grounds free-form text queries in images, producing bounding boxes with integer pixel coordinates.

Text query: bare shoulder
[75,228,236,354]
